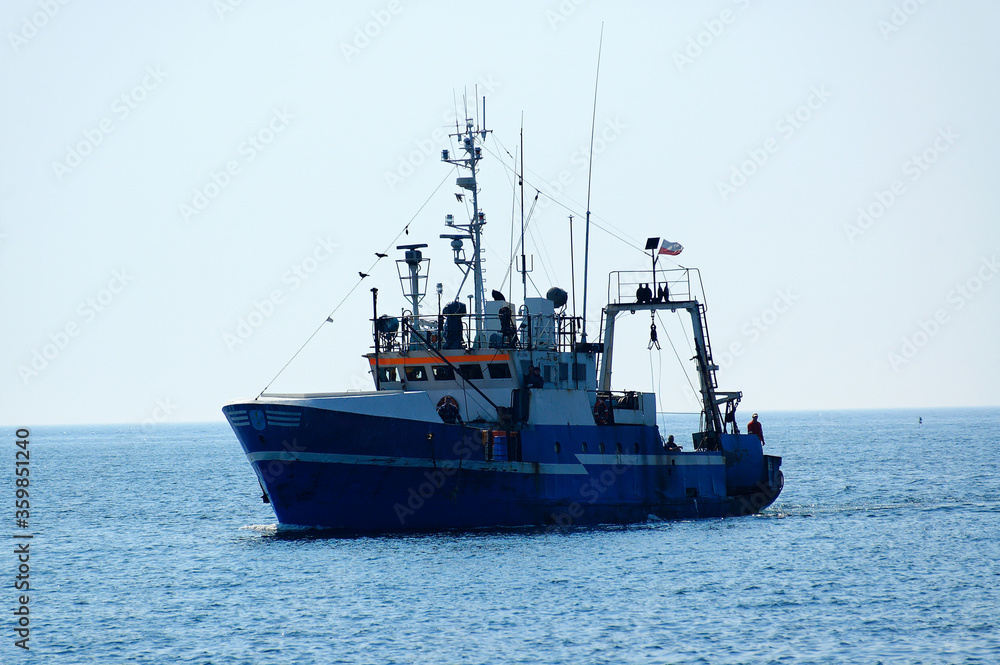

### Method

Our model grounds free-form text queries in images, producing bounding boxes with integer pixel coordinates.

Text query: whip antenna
[581,23,603,342]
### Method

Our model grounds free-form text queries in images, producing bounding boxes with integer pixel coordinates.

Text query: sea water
[3,408,998,664]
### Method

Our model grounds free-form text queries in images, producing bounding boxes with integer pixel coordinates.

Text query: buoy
[593,398,610,426]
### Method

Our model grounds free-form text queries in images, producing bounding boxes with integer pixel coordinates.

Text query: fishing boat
[223,104,783,531]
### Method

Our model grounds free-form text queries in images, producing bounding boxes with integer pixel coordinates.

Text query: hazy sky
[3,1,998,426]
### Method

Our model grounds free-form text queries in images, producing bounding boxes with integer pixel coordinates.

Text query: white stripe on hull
[246,450,723,473]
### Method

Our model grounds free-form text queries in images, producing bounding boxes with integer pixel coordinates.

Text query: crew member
[663,434,681,451]
[524,365,544,389]
[747,413,765,445]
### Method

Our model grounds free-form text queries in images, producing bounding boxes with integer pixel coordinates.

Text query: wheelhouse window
[487,363,512,379]
[377,367,398,382]
[457,364,483,380]
[404,366,428,381]
[432,365,455,381]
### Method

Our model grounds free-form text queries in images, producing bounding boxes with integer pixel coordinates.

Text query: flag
[658,239,683,256]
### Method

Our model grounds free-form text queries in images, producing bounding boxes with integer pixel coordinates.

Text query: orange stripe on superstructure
[366,354,510,366]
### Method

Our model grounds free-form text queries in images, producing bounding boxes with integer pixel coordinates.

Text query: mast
[441,99,491,343]
[469,125,485,338]
[371,288,380,390]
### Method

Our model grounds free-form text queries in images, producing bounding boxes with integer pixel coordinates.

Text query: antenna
[580,23,604,343]
[569,215,577,324]
[520,115,527,305]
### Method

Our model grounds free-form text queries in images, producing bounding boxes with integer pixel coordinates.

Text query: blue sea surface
[3,408,999,664]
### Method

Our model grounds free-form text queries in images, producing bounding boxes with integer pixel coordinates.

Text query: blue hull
[223,402,782,532]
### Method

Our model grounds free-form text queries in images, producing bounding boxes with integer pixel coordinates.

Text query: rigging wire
[502,136,518,294]
[648,347,657,410]
[486,136,648,255]
[525,269,544,299]
[498,189,540,292]
[647,311,664,414]
[480,139,647,256]
[657,310,699,406]
[657,340,664,414]
[485,132,689,275]
[523,192,556,287]
[500,234,524,291]
[673,309,696,359]
[581,22,605,342]
[256,168,456,398]
[526,223,552,286]
[527,197,558,285]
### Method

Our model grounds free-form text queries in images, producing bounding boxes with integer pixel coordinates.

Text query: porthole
[615,443,623,455]
[554,441,561,454]
[581,441,588,453]
[598,442,605,454]
[633,442,640,454]
[258,435,266,444]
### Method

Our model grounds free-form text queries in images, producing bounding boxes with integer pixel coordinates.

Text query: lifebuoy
[593,398,610,426]
[436,395,461,424]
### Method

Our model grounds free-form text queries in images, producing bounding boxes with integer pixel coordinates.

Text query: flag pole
[652,244,657,296]
[644,237,660,301]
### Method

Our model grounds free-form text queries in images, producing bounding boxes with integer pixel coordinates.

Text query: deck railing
[606,268,705,308]
[374,311,585,354]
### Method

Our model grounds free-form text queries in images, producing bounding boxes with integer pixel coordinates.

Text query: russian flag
[658,240,683,256]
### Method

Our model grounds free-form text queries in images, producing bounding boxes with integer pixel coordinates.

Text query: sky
[3,1,999,426]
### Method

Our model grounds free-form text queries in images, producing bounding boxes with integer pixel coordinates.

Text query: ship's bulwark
[224,403,783,531]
